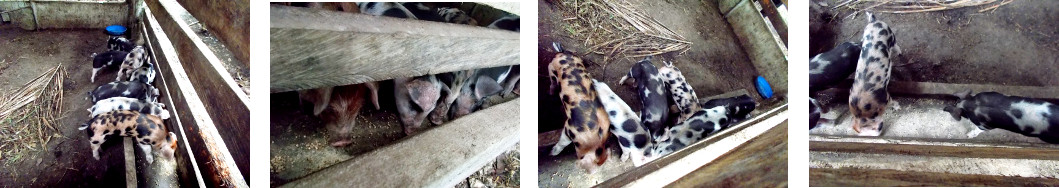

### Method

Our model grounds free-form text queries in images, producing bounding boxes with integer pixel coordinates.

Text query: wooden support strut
[142,4,246,188]
[269,4,520,93]
[282,100,521,188]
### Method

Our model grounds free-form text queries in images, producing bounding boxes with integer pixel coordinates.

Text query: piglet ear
[474,76,502,99]
[943,106,962,120]
[954,90,972,99]
[407,81,439,111]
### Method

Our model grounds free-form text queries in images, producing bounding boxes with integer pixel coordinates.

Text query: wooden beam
[124,138,137,187]
[281,100,521,188]
[758,0,787,46]
[811,168,1059,186]
[817,80,1059,100]
[598,104,788,187]
[717,0,788,94]
[269,5,519,93]
[144,0,250,181]
[175,0,249,65]
[667,123,787,187]
[142,5,246,188]
[808,151,1059,179]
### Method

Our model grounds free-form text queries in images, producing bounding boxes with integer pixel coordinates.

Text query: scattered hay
[834,0,1013,14]
[0,65,66,163]
[557,0,691,64]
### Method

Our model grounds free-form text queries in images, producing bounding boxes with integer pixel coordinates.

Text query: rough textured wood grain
[810,168,1059,186]
[538,129,560,147]
[667,123,788,187]
[269,5,519,93]
[145,0,250,181]
[281,100,520,188]
[124,138,136,187]
[810,137,1059,160]
[598,105,788,187]
[143,6,246,188]
[176,0,249,65]
[819,80,1059,100]
[759,0,787,46]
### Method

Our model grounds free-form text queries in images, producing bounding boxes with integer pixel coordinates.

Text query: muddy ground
[809,0,1059,141]
[537,0,786,187]
[0,25,181,186]
[269,84,519,186]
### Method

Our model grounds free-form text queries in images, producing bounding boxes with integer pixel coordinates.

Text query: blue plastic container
[755,76,773,99]
[105,25,126,36]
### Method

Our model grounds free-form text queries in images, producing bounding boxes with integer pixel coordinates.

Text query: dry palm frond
[835,0,1011,14]
[558,0,691,64]
[0,65,66,163]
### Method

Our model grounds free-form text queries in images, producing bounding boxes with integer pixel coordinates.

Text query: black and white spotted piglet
[128,61,156,84]
[116,46,149,82]
[944,91,1059,143]
[88,81,160,103]
[487,16,519,32]
[107,36,134,52]
[849,12,900,136]
[658,61,699,124]
[645,95,756,161]
[358,2,417,19]
[593,79,651,166]
[90,50,129,83]
[809,42,861,93]
[89,97,170,120]
[619,56,671,142]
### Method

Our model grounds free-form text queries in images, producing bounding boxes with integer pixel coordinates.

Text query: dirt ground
[269,84,519,186]
[536,0,786,186]
[0,25,180,186]
[809,0,1059,141]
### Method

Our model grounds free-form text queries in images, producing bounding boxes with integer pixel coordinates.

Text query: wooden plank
[810,135,1059,160]
[175,0,249,65]
[124,138,137,187]
[808,151,1059,179]
[810,168,1059,186]
[282,100,521,188]
[140,20,206,188]
[538,129,560,147]
[144,0,250,181]
[269,5,519,93]
[667,122,788,187]
[142,6,246,188]
[598,105,788,187]
[758,0,787,46]
[717,0,788,94]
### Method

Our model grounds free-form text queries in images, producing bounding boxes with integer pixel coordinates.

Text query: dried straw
[558,0,691,64]
[0,65,66,163]
[835,0,1011,14]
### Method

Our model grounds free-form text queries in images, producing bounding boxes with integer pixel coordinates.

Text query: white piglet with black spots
[592,79,651,166]
[89,97,170,120]
[658,61,699,124]
[849,12,901,136]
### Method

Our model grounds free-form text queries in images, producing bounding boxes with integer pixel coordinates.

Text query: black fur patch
[618,136,631,147]
[622,120,638,132]
[633,134,648,148]
[1011,109,1023,119]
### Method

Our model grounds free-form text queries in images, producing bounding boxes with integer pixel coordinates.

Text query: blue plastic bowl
[105,25,126,36]
[755,76,773,99]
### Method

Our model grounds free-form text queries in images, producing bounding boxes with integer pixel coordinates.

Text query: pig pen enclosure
[268,3,520,187]
[537,0,788,187]
[809,0,1059,186]
[0,0,249,187]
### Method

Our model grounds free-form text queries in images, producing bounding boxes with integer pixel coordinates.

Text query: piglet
[116,46,149,82]
[79,110,176,164]
[450,66,507,119]
[128,62,156,84]
[619,56,671,142]
[107,36,134,52]
[358,2,417,19]
[645,95,756,162]
[88,81,160,103]
[301,84,379,147]
[593,79,651,166]
[944,91,1059,143]
[89,97,170,120]
[395,75,443,135]
[849,13,900,136]
[487,16,520,32]
[658,61,699,124]
[547,42,610,173]
[90,50,129,83]
[809,42,861,93]
[810,97,823,130]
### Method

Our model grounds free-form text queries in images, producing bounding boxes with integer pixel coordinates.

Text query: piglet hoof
[966,128,984,138]
[330,139,353,147]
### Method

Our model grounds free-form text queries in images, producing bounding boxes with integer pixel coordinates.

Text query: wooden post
[281,100,521,188]
[124,138,137,187]
[269,5,519,93]
[142,5,246,188]
[174,0,249,66]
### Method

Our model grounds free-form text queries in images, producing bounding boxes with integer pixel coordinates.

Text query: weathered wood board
[281,100,520,188]
[667,122,788,187]
[269,5,519,93]
[145,0,250,181]
[176,0,249,65]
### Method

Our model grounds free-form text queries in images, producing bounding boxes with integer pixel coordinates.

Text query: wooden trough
[269,3,520,187]
[810,81,1059,186]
